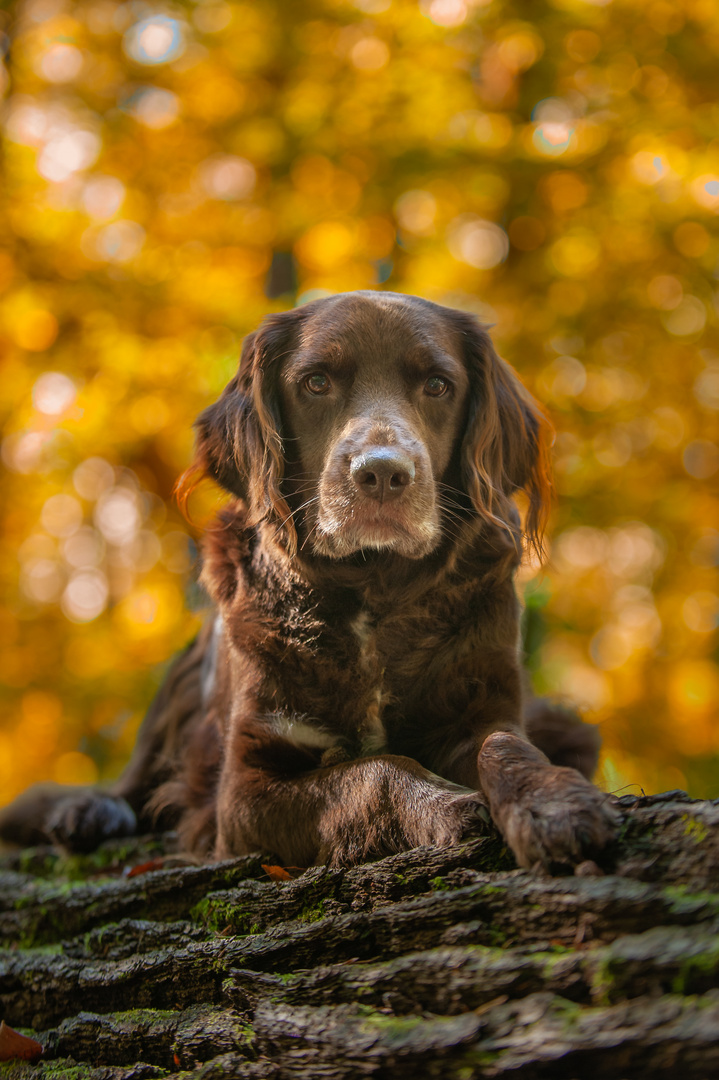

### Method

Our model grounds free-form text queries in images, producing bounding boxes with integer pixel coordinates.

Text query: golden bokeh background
[0,0,717,807]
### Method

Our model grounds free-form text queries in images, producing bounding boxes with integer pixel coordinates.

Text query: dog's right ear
[187,308,306,551]
[193,331,260,501]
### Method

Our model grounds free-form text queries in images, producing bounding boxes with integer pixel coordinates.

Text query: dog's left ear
[454,313,553,558]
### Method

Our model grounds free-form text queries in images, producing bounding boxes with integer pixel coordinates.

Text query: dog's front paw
[478,732,620,872]
[46,792,137,853]
[497,769,619,871]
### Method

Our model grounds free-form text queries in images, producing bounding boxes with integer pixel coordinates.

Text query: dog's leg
[477,730,619,872]
[0,783,136,852]
[215,754,491,868]
[422,661,617,872]
[0,625,213,853]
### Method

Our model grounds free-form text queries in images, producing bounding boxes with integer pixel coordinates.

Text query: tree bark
[0,790,718,1078]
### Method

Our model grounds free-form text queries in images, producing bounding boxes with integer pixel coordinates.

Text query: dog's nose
[350,449,415,503]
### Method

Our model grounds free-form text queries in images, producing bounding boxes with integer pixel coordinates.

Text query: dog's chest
[350,610,389,755]
[347,596,474,754]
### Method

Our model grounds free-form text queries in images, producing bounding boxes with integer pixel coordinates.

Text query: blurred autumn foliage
[0,0,718,811]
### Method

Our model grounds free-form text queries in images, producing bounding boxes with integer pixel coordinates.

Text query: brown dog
[0,292,618,870]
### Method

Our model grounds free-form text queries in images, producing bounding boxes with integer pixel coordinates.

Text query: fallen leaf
[0,1022,43,1063]
[125,858,165,878]
[261,864,292,881]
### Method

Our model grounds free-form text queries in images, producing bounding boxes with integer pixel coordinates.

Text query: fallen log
[0,790,717,1078]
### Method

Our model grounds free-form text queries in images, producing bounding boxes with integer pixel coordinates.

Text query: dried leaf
[261,864,292,881]
[0,1022,43,1063]
[125,858,165,878]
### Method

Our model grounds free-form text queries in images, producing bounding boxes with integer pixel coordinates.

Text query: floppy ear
[456,314,553,558]
[188,309,305,553]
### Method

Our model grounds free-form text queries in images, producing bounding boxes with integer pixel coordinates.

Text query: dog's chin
[311,513,441,561]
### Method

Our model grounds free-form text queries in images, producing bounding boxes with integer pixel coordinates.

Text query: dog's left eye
[304,373,331,395]
[424,376,449,397]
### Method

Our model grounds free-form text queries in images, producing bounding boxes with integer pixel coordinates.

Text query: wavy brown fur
[0,293,616,870]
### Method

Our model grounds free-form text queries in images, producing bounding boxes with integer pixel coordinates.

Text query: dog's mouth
[290,433,447,560]
[311,497,442,560]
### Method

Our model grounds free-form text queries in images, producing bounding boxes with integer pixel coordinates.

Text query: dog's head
[190,292,552,561]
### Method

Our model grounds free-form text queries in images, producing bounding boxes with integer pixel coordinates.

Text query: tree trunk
[1,790,718,1078]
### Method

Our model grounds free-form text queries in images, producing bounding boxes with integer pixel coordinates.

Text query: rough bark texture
[1,790,718,1078]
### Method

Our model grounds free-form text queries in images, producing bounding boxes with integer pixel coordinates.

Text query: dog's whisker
[439,523,465,545]
[436,481,470,495]
[299,516,322,553]
[281,484,318,498]
[439,505,474,530]
[276,495,320,534]
[282,472,322,483]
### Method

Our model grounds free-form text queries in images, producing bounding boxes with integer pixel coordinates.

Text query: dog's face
[278,294,471,559]
[192,291,552,562]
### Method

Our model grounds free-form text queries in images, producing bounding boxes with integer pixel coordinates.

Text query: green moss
[56,880,94,897]
[190,896,261,936]
[234,1022,255,1050]
[475,884,508,898]
[17,849,59,878]
[458,1050,501,1070]
[487,926,509,948]
[588,954,621,1005]
[355,1005,424,1038]
[550,996,583,1032]
[11,904,62,950]
[661,884,719,917]
[430,876,450,891]
[536,948,574,974]
[671,944,719,994]
[189,895,213,923]
[297,899,326,923]
[0,1063,148,1079]
[682,815,708,844]
[11,942,64,957]
[114,1006,179,1024]
[362,1014,423,1034]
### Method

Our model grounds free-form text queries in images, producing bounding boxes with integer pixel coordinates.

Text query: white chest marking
[268,713,339,751]
[351,610,388,755]
[201,613,223,705]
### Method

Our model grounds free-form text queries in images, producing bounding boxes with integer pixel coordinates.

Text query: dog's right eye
[304,373,331,395]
